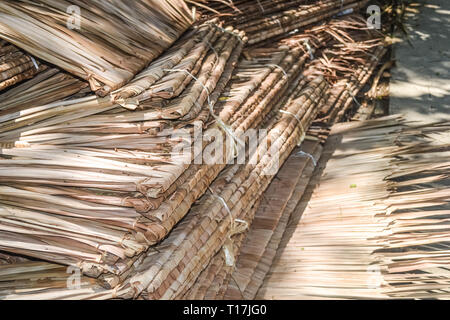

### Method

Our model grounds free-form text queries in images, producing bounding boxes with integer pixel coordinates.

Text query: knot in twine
[214,25,244,43]
[296,150,317,167]
[345,83,361,107]
[266,64,287,78]
[303,39,315,60]
[279,109,306,146]
[209,188,248,267]
[163,68,244,159]
[29,56,39,70]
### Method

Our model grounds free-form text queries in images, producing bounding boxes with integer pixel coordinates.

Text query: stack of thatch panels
[0,1,389,300]
[0,41,45,91]
[192,0,370,45]
[0,20,247,280]
[0,44,324,299]
[256,118,450,299]
[0,0,194,95]
[179,14,387,300]
[112,75,330,300]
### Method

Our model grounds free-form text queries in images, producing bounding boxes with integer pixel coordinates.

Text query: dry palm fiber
[0,34,246,278]
[109,76,329,300]
[108,46,316,284]
[0,0,193,96]
[0,68,89,142]
[0,260,112,300]
[299,17,387,124]
[192,0,370,45]
[0,66,328,300]
[185,140,321,300]
[0,41,45,91]
[257,117,450,299]
[178,14,387,300]
[0,39,316,278]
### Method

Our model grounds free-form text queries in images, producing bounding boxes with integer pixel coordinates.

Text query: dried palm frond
[193,0,371,45]
[0,41,44,91]
[0,8,393,300]
[113,76,330,300]
[258,117,450,299]
[0,0,194,96]
[186,140,321,300]
[179,15,388,299]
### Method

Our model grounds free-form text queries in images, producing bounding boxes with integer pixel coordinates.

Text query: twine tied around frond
[345,83,361,107]
[163,68,244,158]
[266,64,288,78]
[256,0,265,13]
[275,19,283,30]
[214,25,244,43]
[296,150,317,167]
[208,188,249,267]
[29,56,39,70]
[279,109,306,145]
[304,39,315,60]
[366,52,380,62]
[205,39,219,59]
[222,218,248,267]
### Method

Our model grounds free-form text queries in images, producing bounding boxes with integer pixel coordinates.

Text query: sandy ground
[390,0,450,123]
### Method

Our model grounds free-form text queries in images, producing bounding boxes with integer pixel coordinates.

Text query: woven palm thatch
[185,140,322,299]
[0,0,194,96]
[0,3,396,300]
[0,9,390,299]
[0,41,45,91]
[257,117,450,299]
[107,47,324,297]
[178,14,388,300]
[191,0,370,45]
[0,19,246,279]
[109,76,330,300]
